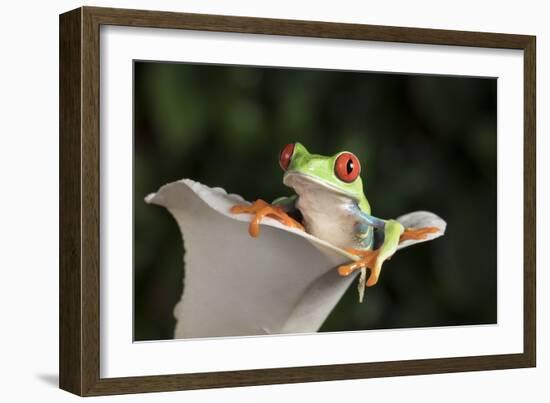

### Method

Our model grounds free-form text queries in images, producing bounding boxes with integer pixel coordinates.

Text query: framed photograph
[59,6,536,396]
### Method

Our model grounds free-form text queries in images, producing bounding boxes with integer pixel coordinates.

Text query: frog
[230,142,438,300]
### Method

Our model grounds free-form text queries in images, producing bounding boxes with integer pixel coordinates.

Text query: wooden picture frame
[59,6,536,396]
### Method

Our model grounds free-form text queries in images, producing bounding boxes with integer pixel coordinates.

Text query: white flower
[146,179,446,339]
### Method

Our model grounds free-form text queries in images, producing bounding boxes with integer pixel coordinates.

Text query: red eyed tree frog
[231,143,437,297]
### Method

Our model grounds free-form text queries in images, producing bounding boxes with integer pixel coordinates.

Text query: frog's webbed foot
[337,248,383,287]
[230,199,305,237]
[400,226,439,242]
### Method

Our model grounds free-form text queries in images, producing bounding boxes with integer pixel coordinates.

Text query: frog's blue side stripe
[347,203,386,229]
[347,203,386,249]
[354,222,374,249]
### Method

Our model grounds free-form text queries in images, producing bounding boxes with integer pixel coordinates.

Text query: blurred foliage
[134,61,497,341]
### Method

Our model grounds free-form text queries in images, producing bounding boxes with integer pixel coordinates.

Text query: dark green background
[134,61,497,341]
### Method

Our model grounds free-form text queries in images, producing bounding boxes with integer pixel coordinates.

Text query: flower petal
[396,211,447,250]
[146,179,356,338]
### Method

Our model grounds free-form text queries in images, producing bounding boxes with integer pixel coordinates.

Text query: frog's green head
[280,142,368,208]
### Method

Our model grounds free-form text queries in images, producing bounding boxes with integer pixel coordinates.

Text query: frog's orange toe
[365,264,382,287]
[230,199,304,237]
[337,264,356,277]
[400,226,439,242]
[345,247,376,258]
[230,204,257,214]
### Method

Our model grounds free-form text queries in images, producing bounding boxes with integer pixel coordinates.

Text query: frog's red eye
[279,143,295,171]
[335,152,361,183]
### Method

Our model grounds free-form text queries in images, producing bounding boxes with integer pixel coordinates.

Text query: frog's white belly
[297,193,360,249]
[284,173,362,249]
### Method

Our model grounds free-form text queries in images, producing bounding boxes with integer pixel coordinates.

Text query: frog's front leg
[338,219,404,287]
[230,195,304,237]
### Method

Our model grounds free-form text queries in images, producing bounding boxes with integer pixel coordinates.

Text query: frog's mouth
[283,171,359,202]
